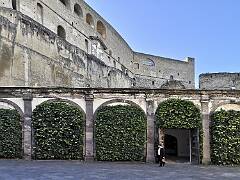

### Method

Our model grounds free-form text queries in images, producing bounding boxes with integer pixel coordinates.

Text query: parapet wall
[199,73,240,90]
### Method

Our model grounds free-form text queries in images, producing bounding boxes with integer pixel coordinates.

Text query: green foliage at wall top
[0,109,22,159]
[32,102,84,160]
[211,110,240,165]
[95,105,146,161]
[156,99,201,129]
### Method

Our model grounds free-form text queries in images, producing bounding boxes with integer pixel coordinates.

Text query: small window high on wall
[86,13,94,28]
[59,0,69,8]
[57,26,66,39]
[12,0,17,10]
[60,0,66,6]
[74,4,83,18]
[97,21,106,39]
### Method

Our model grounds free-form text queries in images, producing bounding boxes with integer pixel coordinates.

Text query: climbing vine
[156,99,201,129]
[211,110,240,165]
[0,109,22,159]
[95,105,146,161]
[32,102,84,160]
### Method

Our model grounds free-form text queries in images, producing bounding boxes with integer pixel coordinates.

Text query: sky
[85,0,240,84]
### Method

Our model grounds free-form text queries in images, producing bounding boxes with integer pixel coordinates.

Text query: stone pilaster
[23,93,33,160]
[84,93,94,161]
[146,100,155,163]
[201,95,211,165]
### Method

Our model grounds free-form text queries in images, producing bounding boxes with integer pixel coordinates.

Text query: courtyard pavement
[0,160,239,180]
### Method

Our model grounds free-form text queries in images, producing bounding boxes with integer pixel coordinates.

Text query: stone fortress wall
[200,73,240,90]
[0,0,195,89]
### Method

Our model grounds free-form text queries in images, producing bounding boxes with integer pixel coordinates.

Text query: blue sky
[85,0,240,83]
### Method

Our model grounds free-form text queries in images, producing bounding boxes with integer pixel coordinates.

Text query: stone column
[23,93,33,160]
[84,93,94,161]
[201,95,211,165]
[146,100,155,163]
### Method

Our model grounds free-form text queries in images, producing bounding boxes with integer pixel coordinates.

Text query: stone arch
[97,20,106,39]
[210,102,240,115]
[32,98,85,160]
[0,99,24,158]
[86,13,94,28]
[94,99,146,117]
[164,134,178,156]
[57,25,66,39]
[94,99,147,161]
[74,3,83,18]
[0,99,24,119]
[34,98,85,115]
[155,98,201,129]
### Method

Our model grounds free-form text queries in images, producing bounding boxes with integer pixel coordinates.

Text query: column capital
[23,93,33,101]
[85,93,94,101]
[201,95,210,103]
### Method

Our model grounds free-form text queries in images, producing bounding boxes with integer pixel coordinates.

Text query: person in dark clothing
[158,144,165,167]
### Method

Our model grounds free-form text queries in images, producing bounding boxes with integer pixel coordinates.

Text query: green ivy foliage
[211,110,240,165]
[32,102,84,160]
[0,109,22,159]
[155,99,202,162]
[156,99,201,129]
[95,105,146,161]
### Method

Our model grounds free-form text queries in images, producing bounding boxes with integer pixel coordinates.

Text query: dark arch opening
[59,0,68,6]
[12,0,17,10]
[86,13,94,28]
[97,21,106,39]
[57,25,66,39]
[74,4,83,17]
[164,134,178,156]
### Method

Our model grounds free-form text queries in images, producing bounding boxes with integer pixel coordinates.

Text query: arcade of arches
[0,87,240,165]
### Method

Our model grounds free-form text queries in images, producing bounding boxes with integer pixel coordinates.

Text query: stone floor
[0,160,239,180]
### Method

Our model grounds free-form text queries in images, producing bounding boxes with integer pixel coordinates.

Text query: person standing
[158,144,165,167]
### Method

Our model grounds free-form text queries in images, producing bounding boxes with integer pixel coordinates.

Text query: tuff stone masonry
[0,0,194,89]
[0,0,240,165]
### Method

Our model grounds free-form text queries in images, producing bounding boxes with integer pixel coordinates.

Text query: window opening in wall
[152,81,155,86]
[142,58,155,66]
[109,50,112,57]
[97,21,106,39]
[85,39,89,53]
[57,26,66,39]
[133,63,140,69]
[170,75,174,80]
[74,4,83,17]
[86,13,94,28]
[59,0,67,6]
[132,78,136,87]
[12,0,17,10]
[37,3,43,24]
[189,81,191,84]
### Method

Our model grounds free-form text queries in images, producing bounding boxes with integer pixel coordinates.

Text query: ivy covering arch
[156,99,201,129]
[95,105,147,161]
[32,101,84,160]
[0,109,22,159]
[211,110,240,165]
